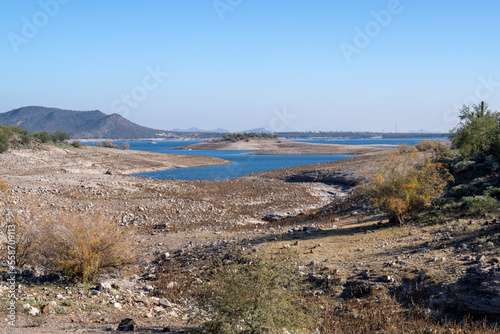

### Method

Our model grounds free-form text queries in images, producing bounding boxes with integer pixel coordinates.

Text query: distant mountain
[0,106,171,139]
[171,127,229,133]
[243,128,272,133]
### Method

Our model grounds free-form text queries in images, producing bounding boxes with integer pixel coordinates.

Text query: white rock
[29,307,40,316]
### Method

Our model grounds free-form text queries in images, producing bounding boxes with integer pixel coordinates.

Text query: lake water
[83,138,442,181]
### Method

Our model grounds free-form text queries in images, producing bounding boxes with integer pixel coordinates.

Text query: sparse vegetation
[103,140,119,149]
[462,195,499,215]
[0,123,72,152]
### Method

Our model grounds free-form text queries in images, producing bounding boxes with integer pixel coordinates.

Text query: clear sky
[1,0,500,132]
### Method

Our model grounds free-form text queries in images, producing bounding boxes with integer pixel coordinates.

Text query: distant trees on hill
[216,132,277,142]
[0,124,72,153]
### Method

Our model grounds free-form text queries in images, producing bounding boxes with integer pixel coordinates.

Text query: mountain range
[0,106,172,139]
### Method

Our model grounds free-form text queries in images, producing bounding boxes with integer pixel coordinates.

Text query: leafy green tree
[451,102,500,157]
[53,131,70,142]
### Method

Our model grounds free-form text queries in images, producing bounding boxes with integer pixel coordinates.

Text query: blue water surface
[82,138,441,181]
[83,140,352,181]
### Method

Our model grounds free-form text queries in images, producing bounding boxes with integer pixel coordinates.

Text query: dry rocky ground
[0,144,499,333]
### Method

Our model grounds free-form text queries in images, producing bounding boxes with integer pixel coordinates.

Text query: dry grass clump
[157,258,198,303]
[0,177,8,192]
[415,140,442,152]
[6,208,138,282]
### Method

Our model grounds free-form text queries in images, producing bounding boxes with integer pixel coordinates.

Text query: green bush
[33,131,53,143]
[196,248,314,334]
[70,141,82,148]
[461,195,499,215]
[451,102,500,158]
[53,131,70,142]
[452,159,475,173]
[485,187,500,199]
[0,130,9,153]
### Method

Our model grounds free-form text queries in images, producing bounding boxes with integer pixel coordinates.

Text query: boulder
[117,318,135,331]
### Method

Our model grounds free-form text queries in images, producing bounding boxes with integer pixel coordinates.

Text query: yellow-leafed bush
[363,152,453,224]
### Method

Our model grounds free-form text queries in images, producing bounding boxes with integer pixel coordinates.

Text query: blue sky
[1,1,500,132]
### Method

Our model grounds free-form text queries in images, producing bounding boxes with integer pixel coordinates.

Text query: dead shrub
[415,140,441,152]
[36,212,137,281]
[157,259,197,303]
[8,209,137,282]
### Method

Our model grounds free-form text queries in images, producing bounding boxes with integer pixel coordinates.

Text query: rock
[159,298,173,308]
[113,302,122,310]
[41,303,51,314]
[477,254,486,262]
[22,269,34,277]
[283,244,290,249]
[117,318,135,331]
[382,275,394,282]
[29,307,40,316]
[96,282,112,292]
[160,252,170,260]
[144,285,155,292]
[166,282,178,289]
